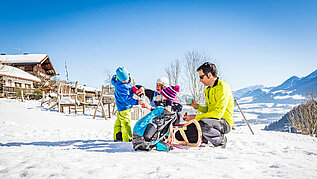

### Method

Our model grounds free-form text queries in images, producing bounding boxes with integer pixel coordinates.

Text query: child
[111,67,140,142]
[159,85,181,108]
[142,85,182,112]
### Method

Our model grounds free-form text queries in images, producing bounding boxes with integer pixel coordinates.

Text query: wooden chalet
[0,53,57,79]
[0,64,41,98]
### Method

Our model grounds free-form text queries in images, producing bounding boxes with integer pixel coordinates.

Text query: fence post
[21,89,24,102]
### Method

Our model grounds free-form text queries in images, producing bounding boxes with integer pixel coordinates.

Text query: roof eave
[41,56,57,76]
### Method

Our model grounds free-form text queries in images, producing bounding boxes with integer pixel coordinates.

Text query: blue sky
[1,0,316,90]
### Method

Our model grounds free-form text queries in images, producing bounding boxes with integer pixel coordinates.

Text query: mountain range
[232,68,317,125]
[234,69,317,105]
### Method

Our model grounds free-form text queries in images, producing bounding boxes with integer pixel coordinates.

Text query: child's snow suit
[111,75,138,142]
[132,106,177,151]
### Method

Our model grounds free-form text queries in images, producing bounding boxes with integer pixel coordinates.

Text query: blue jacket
[111,75,138,112]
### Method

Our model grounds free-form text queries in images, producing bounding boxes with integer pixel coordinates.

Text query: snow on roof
[0,65,41,82]
[0,54,48,64]
[77,85,101,92]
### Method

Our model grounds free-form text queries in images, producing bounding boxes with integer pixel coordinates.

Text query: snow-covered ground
[1,98,317,178]
[235,97,299,123]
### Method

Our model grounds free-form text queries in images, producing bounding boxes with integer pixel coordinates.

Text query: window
[8,80,12,86]
[14,82,22,88]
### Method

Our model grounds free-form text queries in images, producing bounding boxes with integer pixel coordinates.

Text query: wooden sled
[167,119,202,147]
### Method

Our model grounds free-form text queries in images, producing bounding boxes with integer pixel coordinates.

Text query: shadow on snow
[0,140,135,153]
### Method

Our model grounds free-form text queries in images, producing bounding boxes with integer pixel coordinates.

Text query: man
[184,62,234,147]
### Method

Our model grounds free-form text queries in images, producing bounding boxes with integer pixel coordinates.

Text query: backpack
[132,106,178,152]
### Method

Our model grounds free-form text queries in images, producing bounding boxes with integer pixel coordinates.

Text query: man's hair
[197,62,218,77]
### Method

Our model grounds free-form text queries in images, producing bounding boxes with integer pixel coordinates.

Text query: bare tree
[288,91,317,137]
[104,68,113,94]
[165,59,181,86]
[104,68,112,86]
[184,50,211,104]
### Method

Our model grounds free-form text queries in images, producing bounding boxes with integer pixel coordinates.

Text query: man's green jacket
[195,79,234,129]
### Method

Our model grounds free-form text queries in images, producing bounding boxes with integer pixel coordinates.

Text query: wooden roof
[0,54,57,76]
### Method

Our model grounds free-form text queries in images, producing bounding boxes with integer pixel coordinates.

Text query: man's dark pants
[175,118,230,146]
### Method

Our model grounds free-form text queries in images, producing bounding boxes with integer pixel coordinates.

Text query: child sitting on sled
[133,85,203,151]
[133,85,182,151]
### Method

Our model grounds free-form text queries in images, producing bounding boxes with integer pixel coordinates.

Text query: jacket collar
[213,77,219,87]
[207,77,219,89]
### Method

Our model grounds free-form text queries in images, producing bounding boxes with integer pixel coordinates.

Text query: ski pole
[234,99,254,135]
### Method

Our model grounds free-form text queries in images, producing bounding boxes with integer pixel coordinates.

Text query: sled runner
[167,119,202,147]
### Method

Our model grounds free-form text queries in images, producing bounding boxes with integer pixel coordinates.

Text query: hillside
[233,69,317,124]
[1,98,317,178]
[264,100,317,133]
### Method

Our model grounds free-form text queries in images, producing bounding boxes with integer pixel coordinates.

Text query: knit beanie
[160,85,180,100]
[116,67,129,82]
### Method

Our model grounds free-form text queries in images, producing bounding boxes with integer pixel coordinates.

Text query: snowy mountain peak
[303,68,317,80]
[233,85,265,98]
[235,69,317,104]
[272,75,300,91]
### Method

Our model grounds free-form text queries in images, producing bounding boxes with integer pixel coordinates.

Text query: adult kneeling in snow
[183,62,234,148]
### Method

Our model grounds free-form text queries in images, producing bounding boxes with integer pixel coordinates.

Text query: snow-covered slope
[233,69,317,123]
[1,99,317,178]
[233,85,265,99]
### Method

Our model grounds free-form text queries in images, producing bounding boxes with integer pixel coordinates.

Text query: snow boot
[114,132,123,142]
[218,135,227,148]
[156,141,173,152]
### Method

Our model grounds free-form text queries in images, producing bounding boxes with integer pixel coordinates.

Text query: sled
[167,119,202,147]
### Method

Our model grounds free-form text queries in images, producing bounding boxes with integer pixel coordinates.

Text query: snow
[236,102,290,116]
[276,104,297,108]
[239,103,275,108]
[0,65,41,82]
[234,112,258,122]
[242,107,290,114]
[59,97,80,105]
[272,90,293,95]
[261,88,270,93]
[274,94,305,100]
[238,97,253,103]
[75,85,101,92]
[0,54,47,64]
[1,98,317,178]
